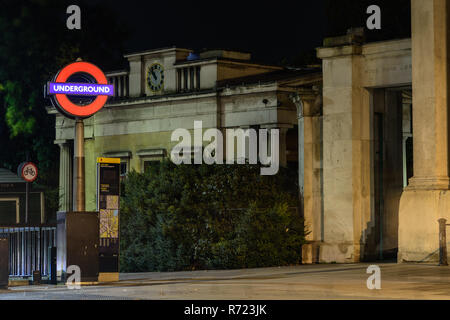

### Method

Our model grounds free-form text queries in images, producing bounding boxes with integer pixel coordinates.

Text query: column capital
[54,139,71,146]
[260,124,293,130]
[408,0,450,188]
[406,177,450,191]
[290,89,322,118]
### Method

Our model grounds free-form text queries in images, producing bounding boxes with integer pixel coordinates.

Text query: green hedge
[119,161,306,272]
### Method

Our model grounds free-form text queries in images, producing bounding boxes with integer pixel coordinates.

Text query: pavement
[1,263,450,300]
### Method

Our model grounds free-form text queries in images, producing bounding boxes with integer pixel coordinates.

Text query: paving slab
[0,263,449,300]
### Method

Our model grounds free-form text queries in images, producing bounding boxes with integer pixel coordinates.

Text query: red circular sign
[52,61,109,118]
[21,162,38,183]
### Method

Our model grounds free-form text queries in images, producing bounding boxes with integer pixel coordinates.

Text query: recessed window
[0,198,19,224]
[137,148,167,173]
[103,151,132,180]
[120,161,128,177]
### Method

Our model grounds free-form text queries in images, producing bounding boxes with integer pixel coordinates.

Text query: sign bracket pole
[25,152,29,224]
[74,118,85,212]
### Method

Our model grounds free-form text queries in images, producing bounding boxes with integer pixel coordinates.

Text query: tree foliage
[120,162,306,272]
[0,0,127,219]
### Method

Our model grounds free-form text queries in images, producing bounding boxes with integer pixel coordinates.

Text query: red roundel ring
[54,62,109,118]
[21,162,38,183]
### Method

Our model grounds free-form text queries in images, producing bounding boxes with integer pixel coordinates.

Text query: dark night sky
[87,0,327,65]
[65,0,412,67]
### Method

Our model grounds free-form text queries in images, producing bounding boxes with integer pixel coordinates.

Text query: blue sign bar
[48,82,114,96]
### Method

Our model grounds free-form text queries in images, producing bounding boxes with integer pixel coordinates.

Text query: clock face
[147,63,164,92]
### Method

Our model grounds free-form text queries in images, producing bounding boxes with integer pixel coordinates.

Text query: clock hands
[151,70,157,81]
[148,65,163,91]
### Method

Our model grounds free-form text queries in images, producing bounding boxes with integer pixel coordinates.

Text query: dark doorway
[364,88,409,262]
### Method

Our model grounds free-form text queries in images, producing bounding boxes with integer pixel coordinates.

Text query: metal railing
[106,70,129,99]
[0,226,56,277]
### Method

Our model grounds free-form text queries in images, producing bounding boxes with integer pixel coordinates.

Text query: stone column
[140,56,145,96]
[180,68,185,92]
[127,56,142,97]
[187,68,192,91]
[193,67,198,90]
[113,77,118,97]
[117,76,121,98]
[398,0,450,262]
[408,0,450,190]
[318,36,372,263]
[292,91,323,264]
[58,141,72,212]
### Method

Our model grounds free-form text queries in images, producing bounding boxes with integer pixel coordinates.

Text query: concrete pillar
[187,68,191,91]
[318,39,372,263]
[398,0,450,263]
[127,57,142,97]
[117,76,122,97]
[180,68,185,92]
[193,67,198,90]
[292,91,323,264]
[140,56,145,96]
[126,75,129,97]
[58,142,72,212]
[408,0,450,189]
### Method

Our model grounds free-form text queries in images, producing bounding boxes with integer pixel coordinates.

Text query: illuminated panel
[49,61,112,118]
[48,83,114,96]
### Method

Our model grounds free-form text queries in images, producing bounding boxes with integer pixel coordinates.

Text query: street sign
[17,161,38,224]
[46,61,113,119]
[18,162,38,183]
[96,157,120,279]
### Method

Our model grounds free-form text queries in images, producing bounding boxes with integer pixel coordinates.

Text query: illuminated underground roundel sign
[47,61,114,119]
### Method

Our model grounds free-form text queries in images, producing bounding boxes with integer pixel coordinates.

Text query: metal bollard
[32,270,41,285]
[438,218,448,266]
[0,237,8,288]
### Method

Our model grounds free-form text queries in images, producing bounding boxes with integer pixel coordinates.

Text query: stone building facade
[304,37,412,263]
[303,0,450,264]
[51,0,450,265]
[49,47,321,214]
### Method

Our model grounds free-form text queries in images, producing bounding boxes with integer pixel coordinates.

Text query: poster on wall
[96,157,120,273]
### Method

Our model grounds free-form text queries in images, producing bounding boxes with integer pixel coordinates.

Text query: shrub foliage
[120,162,305,272]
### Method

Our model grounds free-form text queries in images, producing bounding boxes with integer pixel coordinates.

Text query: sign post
[46,59,113,283]
[18,162,38,224]
[74,119,85,212]
[96,157,120,282]
[46,59,114,212]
